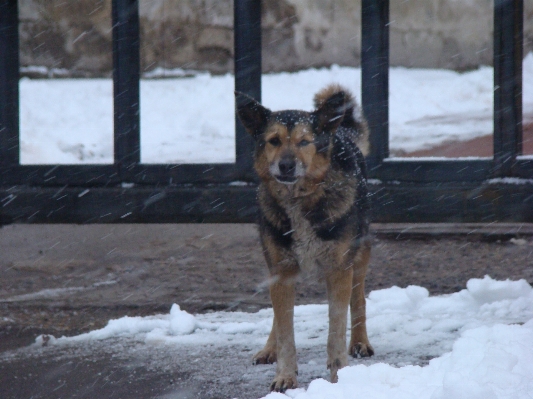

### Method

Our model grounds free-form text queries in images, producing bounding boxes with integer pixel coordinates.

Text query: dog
[236,84,374,392]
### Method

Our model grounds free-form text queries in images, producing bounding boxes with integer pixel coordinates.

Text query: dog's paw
[270,374,298,392]
[349,341,374,358]
[252,347,277,365]
[327,357,348,383]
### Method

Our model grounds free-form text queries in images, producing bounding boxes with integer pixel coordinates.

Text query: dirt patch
[396,122,533,157]
[1,224,532,349]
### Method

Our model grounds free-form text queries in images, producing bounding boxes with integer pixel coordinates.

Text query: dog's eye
[268,137,281,146]
[298,139,312,147]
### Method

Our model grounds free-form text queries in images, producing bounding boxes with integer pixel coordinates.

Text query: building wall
[18,0,533,77]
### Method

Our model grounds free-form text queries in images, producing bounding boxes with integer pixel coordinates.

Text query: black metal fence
[0,0,531,224]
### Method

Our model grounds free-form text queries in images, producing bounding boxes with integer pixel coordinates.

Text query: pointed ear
[235,91,271,136]
[312,91,347,134]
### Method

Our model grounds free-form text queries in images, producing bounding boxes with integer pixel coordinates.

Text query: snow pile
[32,276,533,398]
[20,53,533,164]
[269,321,533,399]
[169,304,197,335]
[466,276,532,303]
[34,304,198,344]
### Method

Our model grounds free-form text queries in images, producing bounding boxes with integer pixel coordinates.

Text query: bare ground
[393,121,533,157]
[1,223,532,399]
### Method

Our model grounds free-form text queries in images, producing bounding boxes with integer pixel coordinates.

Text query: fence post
[361,0,389,173]
[112,0,140,176]
[493,0,523,177]
[0,0,19,181]
[234,0,261,181]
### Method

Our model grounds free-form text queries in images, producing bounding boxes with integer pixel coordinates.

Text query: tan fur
[256,226,373,389]
[326,267,354,382]
[263,123,317,171]
[349,243,373,358]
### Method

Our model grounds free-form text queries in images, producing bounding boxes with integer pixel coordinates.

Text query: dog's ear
[312,91,347,134]
[235,91,271,136]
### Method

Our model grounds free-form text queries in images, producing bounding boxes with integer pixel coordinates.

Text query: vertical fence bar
[0,0,19,181]
[493,0,523,177]
[361,0,389,173]
[234,0,261,181]
[112,0,140,175]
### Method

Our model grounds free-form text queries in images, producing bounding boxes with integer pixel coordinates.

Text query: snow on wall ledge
[33,276,533,399]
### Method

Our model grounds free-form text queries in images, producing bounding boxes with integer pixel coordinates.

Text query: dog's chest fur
[282,199,336,273]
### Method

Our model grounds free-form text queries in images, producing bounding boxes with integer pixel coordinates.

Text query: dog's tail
[313,84,370,157]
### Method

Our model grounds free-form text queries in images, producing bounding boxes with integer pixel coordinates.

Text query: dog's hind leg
[349,244,374,358]
[326,267,353,383]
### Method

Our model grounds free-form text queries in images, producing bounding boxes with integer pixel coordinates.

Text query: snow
[34,276,533,399]
[20,79,114,164]
[19,53,533,164]
[275,322,533,399]
[486,177,533,185]
[169,304,197,335]
[385,156,489,162]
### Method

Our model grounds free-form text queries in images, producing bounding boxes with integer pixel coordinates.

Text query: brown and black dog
[236,84,373,392]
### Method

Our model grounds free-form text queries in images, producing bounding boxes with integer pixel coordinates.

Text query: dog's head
[236,91,348,185]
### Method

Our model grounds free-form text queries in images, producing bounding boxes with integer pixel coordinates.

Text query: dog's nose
[278,157,296,175]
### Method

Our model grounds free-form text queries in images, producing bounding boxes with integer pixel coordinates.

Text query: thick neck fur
[261,167,357,227]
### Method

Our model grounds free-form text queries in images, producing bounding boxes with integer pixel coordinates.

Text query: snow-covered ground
[19,53,533,164]
[35,276,533,399]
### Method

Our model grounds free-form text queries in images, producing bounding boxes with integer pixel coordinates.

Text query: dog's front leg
[326,267,353,383]
[269,275,298,392]
[253,318,277,365]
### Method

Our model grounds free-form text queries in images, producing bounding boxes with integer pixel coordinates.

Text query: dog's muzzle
[272,156,301,184]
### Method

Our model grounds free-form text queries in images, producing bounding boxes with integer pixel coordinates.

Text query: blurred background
[17,0,533,76]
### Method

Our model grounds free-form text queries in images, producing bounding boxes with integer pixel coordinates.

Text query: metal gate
[1,0,532,225]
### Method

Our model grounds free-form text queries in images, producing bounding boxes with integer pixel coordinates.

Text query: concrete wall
[18,0,533,77]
